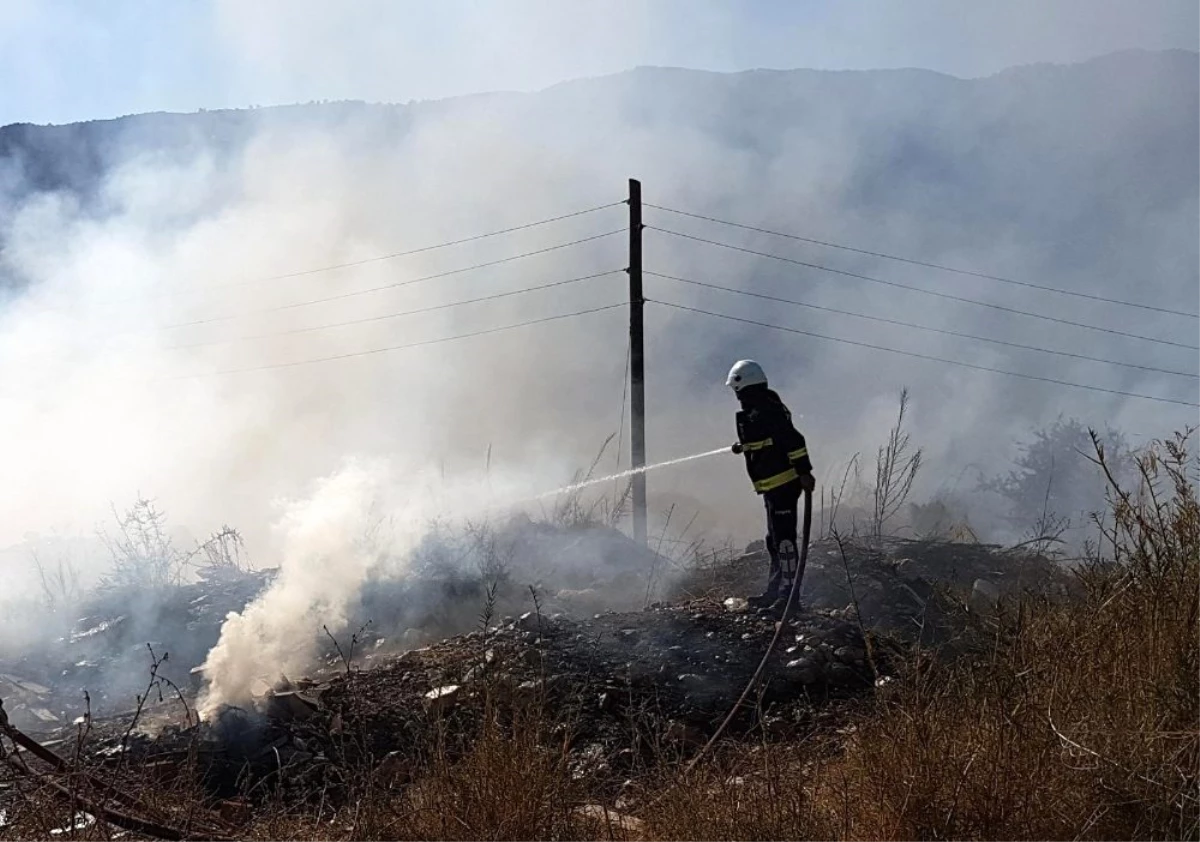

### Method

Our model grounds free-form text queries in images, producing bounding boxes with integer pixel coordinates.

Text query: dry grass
[815,430,1197,840]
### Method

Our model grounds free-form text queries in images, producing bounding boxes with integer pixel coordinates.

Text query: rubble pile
[318,598,883,753]
[8,598,888,810]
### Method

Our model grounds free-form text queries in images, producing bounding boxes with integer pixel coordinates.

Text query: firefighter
[727,360,815,611]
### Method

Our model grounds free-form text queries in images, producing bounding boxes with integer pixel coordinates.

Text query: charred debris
[0,520,1066,832]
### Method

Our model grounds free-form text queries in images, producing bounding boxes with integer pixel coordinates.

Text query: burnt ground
[0,519,664,734]
[0,531,1067,829]
[675,535,1072,641]
[8,599,884,801]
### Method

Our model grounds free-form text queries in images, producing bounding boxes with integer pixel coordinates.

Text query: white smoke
[0,42,1194,706]
[198,460,395,716]
[196,449,601,716]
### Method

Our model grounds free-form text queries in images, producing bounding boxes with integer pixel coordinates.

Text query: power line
[143,229,623,334]
[647,226,1200,352]
[167,303,624,380]
[645,203,1199,319]
[162,269,623,352]
[96,200,627,308]
[649,298,1199,408]
[645,270,1198,380]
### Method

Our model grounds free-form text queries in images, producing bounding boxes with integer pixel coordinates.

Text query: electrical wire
[645,270,1198,380]
[649,298,1199,408]
[645,203,1199,319]
[161,269,623,352]
[166,302,624,380]
[88,200,627,309]
[647,226,1200,351]
[138,229,623,334]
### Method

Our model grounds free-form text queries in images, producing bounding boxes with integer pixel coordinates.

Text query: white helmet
[726,359,767,392]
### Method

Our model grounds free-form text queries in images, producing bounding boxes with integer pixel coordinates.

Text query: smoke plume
[0,41,1195,708]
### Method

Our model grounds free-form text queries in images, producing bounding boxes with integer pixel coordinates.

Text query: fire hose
[634,485,813,823]
[682,485,812,774]
[583,480,813,827]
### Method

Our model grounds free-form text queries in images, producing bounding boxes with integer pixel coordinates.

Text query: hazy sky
[1,0,1196,126]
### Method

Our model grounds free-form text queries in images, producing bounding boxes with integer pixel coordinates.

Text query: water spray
[518,446,731,504]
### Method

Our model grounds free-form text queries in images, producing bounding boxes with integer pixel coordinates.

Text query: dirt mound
[676,536,1069,638]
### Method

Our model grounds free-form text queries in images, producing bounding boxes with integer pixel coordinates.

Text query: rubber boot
[757,580,794,618]
[747,587,779,609]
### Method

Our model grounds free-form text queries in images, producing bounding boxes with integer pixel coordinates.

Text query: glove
[731,442,743,455]
[797,472,815,493]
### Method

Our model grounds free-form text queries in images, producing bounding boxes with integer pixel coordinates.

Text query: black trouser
[763,481,801,597]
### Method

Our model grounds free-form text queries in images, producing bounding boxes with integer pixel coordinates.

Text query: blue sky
[1,0,1197,126]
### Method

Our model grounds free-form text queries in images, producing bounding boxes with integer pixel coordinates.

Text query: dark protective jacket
[735,386,813,494]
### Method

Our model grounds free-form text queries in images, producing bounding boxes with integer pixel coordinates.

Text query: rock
[834,645,866,665]
[265,690,319,722]
[722,597,750,613]
[517,612,540,632]
[785,658,822,684]
[424,685,461,714]
[515,679,544,699]
[615,791,638,812]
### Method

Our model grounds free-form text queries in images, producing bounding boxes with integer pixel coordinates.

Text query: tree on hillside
[981,418,1131,547]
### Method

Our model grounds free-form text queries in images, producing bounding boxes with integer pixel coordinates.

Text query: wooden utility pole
[628,178,647,545]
